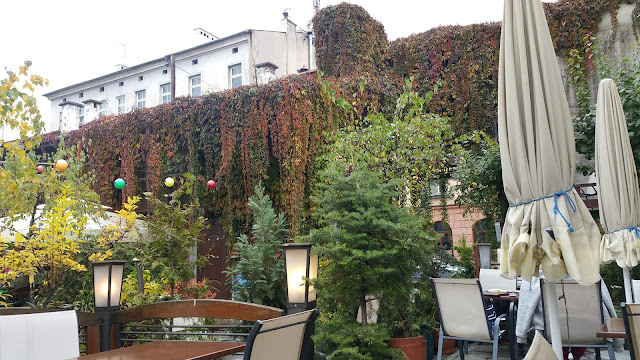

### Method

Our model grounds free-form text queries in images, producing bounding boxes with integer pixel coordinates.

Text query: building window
[100,86,104,92]
[116,95,125,114]
[135,90,146,108]
[473,220,487,243]
[192,59,198,65]
[98,102,106,117]
[119,81,124,87]
[229,64,242,89]
[138,76,143,81]
[189,75,201,97]
[163,69,168,74]
[160,84,171,104]
[79,92,84,98]
[78,106,84,126]
[232,47,238,53]
[434,221,453,254]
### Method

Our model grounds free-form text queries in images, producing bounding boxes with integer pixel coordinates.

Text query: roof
[43,30,255,99]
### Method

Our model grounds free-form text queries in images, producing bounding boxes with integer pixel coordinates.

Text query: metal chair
[540,279,616,360]
[621,302,640,360]
[523,331,556,360]
[243,309,319,360]
[432,278,505,360]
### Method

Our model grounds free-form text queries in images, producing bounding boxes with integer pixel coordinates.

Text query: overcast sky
[2,0,556,125]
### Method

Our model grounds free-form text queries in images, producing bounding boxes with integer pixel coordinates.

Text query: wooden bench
[0,308,101,355]
[111,299,285,348]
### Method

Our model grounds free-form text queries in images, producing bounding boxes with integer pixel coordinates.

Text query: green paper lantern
[165,177,175,187]
[114,178,126,189]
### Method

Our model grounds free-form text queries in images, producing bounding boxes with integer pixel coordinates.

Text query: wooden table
[67,341,246,360]
[483,291,519,302]
[596,318,627,339]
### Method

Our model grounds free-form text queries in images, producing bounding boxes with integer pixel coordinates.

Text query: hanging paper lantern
[55,159,68,171]
[207,180,216,189]
[165,177,175,187]
[36,165,44,174]
[114,178,126,189]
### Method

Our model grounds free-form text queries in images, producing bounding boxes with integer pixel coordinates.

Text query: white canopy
[0,204,146,242]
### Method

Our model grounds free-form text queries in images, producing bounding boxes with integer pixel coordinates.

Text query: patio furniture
[621,302,640,360]
[597,318,627,339]
[540,279,616,360]
[432,278,505,360]
[0,308,100,355]
[243,308,319,360]
[111,299,284,348]
[0,310,81,360]
[66,340,246,360]
[479,268,518,292]
[632,280,640,302]
[523,331,556,360]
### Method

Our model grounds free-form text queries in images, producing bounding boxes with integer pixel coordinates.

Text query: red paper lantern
[207,180,216,189]
[36,165,44,174]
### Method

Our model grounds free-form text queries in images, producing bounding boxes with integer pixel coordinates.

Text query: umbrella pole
[543,280,563,359]
[623,266,634,303]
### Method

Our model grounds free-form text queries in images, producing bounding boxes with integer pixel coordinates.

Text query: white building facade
[43,17,313,132]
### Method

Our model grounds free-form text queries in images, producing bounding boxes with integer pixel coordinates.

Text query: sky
[1,0,556,126]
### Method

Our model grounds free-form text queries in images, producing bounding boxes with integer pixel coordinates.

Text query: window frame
[160,83,171,104]
[473,220,487,244]
[78,106,84,126]
[434,221,453,254]
[98,102,106,117]
[189,75,201,97]
[135,90,146,108]
[229,64,242,89]
[116,95,125,115]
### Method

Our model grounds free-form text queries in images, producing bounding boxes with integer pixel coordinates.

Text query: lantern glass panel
[308,254,318,302]
[285,248,308,303]
[109,265,124,307]
[93,265,110,308]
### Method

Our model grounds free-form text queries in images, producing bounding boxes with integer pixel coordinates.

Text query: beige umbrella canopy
[595,78,640,303]
[498,0,601,286]
[498,1,602,356]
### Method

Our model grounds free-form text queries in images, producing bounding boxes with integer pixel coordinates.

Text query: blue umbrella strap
[605,226,640,238]
[509,186,577,232]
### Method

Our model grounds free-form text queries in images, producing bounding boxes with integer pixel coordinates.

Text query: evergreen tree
[310,165,435,359]
[226,185,287,309]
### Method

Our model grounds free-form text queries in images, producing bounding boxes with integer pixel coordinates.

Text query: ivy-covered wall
[39,0,639,239]
[42,76,344,235]
[313,2,387,78]
[315,0,640,137]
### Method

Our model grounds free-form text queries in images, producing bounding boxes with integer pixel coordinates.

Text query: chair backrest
[523,331,556,360]
[540,279,605,345]
[431,278,493,341]
[622,302,640,360]
[0,310,80,360]
[632,280,640,302]
[243,309,319,360]
[479,268,517,291]
[0,308,100,355]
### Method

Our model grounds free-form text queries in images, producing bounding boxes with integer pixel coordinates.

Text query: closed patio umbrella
[595,78,640,304]
[498,0,601,356]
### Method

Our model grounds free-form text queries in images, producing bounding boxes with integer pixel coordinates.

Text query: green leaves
[225,185,287,308]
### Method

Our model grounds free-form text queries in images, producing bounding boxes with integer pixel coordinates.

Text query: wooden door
[197,224,231,299]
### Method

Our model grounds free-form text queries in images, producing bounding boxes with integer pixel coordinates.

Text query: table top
[68,341,246,360]
[596,318,627,339]
[483,291,519,302]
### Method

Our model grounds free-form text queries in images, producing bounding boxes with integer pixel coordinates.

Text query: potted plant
[309,166,439,360]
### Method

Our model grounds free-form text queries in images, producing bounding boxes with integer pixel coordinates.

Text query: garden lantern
[282,243,317,314]
[92,260,125,351]
[477,242,492,270]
